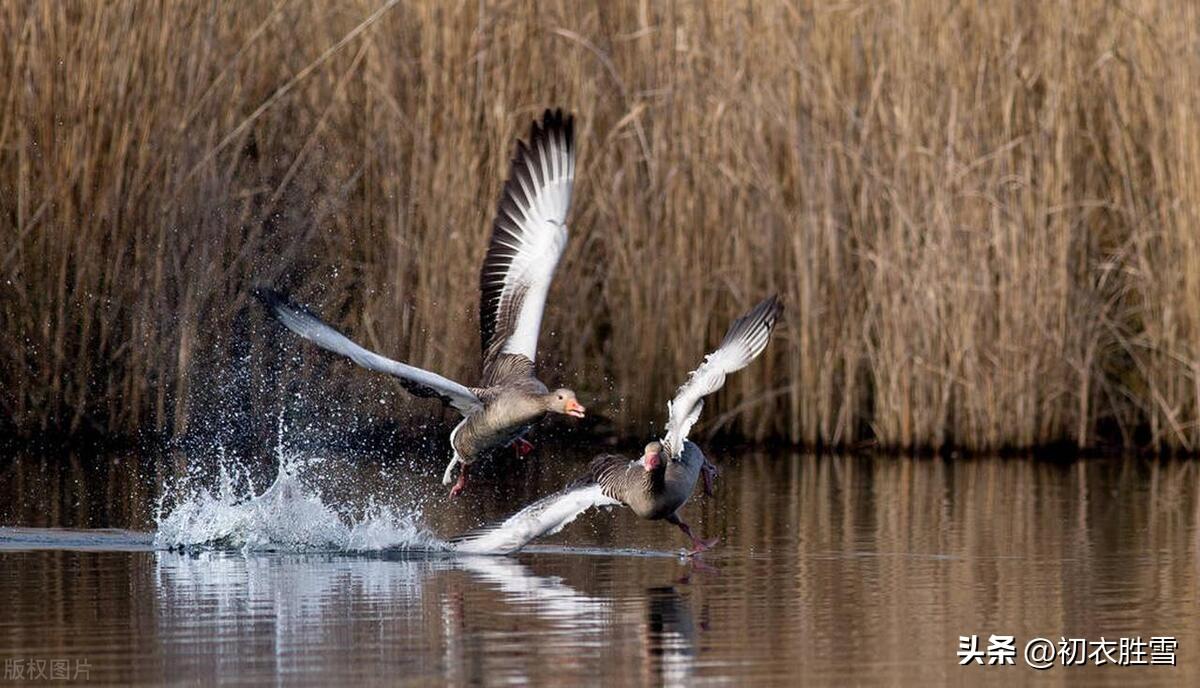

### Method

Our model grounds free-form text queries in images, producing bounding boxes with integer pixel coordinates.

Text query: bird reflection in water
[154,550,711,684]
[642,585,704,686]
[441,556,709,686]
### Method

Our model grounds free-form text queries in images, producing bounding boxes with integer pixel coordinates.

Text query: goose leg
[449,463,470,498]
[701,460,718,496]
[513,437,535,457]
[666,513,719,555]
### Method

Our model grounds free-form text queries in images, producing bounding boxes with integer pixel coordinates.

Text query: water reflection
[154,551,440,680]
[448,554,613,626]
[149,548,705,685]
[643,586,698,686]
[1,450,1198,684]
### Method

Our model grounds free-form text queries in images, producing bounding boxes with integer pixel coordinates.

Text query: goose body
[448,385,549,470]
[454,295,783,555]
[585,441,704,521]
[258,109,584,496]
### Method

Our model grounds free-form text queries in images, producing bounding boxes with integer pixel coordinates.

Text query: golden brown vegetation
[2,1,1199,451]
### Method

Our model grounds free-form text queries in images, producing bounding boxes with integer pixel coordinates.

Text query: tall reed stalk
[2,1,1198,452]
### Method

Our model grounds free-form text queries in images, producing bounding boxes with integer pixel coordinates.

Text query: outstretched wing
[663,295,783,457]
[450,483,617,555]
[479,108,576,364]
[256,289,482,416]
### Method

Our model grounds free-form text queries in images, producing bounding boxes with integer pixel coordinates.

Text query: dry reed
[2,1,1199,452]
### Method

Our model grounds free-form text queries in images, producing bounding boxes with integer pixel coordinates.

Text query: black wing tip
[757,294,784,323]
[253,286,292,313]
[513,108,575,176]
[533,107,575,148]
[742,294,784,328]
[722,294,784,346]
[253,286,328,324]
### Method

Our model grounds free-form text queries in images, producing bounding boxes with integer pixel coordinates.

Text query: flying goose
[258,109,585,496]
[453,295,783,555]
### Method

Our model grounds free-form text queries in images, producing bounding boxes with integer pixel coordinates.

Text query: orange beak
[565,399,586,418]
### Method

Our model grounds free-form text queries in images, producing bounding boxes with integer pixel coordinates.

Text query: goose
[453,294,783,555]
[257,109,585,496]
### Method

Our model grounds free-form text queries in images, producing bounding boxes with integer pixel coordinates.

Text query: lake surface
[0,446,1197,685]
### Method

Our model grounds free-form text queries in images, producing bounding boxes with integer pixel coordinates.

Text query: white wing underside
[263,293,481,416]
[480,111,575,362]
[492,221,568,361]
[451,484,617,555]
[663,356,732,457]
[663,296,782,457]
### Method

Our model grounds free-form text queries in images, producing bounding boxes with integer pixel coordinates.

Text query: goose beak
[565,400,586,418]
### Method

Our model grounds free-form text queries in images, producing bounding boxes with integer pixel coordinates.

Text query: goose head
[545,388,586,418]
[641,441,664,472]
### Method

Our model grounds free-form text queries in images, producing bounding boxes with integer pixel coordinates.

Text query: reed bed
[1,1,1198,452]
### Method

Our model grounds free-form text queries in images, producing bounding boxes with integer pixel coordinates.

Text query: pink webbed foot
[513,437,535,458]
[687,536,720,556]
[449,465,470,497]
[669,514,719,557]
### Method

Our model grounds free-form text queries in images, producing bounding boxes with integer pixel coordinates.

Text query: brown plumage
[257,109,583,497]
[452,296,783,555]
[587,442,705,520]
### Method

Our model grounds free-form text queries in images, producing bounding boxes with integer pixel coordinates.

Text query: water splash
[153,447,447,553]
[151,411,608,556]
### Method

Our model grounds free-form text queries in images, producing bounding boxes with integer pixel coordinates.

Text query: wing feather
[479,109,576,363]
[663,295,783,456]
[450,483,617,555]
[256,289,482,415]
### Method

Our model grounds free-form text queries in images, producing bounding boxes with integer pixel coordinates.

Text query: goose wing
[450,454,643,555]
[663,295,783,457]
[450,483,618,555]
[256,289,482,415]
[479,108,576,364]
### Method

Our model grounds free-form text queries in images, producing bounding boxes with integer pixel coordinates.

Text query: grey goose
[258,109,585,496]
[454,295,783,555]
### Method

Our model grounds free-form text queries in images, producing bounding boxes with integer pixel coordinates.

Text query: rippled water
[1,447,1197,685]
